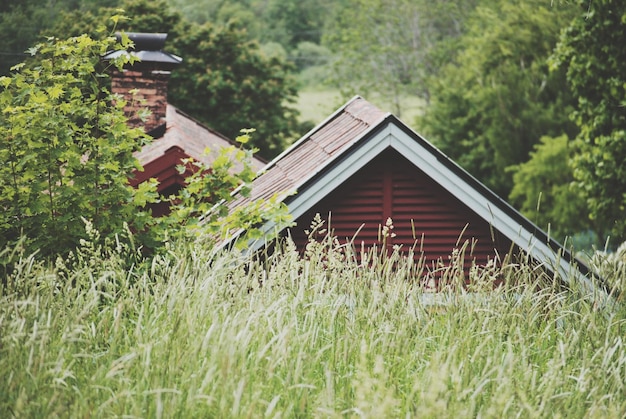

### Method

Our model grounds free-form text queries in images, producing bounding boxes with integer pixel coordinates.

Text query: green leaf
[26,46,40,56]
[10,63,25,72]
[46,85,64,100]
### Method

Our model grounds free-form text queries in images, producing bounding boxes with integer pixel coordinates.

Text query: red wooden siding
[130,146,191,217]
[287,149,513,274]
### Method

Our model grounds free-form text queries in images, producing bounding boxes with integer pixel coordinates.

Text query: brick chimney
[103,33,182,134]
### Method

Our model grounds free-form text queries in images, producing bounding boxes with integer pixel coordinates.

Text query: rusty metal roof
[135,104,266,172]
[229,96,388,208]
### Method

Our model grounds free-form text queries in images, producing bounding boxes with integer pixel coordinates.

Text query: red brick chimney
[103,33,182,134]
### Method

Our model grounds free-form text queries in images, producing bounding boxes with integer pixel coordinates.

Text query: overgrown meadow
[1,228,625,418]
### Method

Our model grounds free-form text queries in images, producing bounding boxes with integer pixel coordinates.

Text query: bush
[0,27,154,258]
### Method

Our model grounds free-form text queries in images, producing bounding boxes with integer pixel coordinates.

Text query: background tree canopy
[322,0,476,117]
[552,0,626,244]
[508,135,590,243]
[0,0,119,75]
[418,0,578,198]
[1,0,625,248]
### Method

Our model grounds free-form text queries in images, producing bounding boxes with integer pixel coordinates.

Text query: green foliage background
[419,0,578,198]
[552,0,626,243]
[49,0,302,158]
[509,135,590,241]
[1,0,626,246]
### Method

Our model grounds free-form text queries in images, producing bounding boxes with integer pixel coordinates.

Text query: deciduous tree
[419,0,577,197]
[0,23,291,260]
[323,0,476,116]
[509,135,592,242]
[552,0,626,243]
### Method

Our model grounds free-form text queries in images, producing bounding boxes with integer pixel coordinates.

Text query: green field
[296,89,425,127]
[296,89,344,125]
[1,234,624,417]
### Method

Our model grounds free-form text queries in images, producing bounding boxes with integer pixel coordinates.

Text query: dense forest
[1,0,625,250]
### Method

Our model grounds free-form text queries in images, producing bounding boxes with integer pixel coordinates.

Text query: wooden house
[227,96,603,295]
[103,33,265,216]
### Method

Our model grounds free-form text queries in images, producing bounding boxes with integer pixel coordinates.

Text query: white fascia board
[287,128,393,222]
[388,125,529,242]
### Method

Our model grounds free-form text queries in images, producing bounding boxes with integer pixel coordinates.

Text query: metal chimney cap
[116,32,168,51]
[104,32,182,68]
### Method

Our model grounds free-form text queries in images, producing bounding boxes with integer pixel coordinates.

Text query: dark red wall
[287,149,513,276]
[130,146,191,217]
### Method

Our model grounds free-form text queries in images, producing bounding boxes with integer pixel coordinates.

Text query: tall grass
[1,231,624,417]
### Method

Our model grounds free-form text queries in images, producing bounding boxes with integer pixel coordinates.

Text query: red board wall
[287,149,513,273]
[129,146,190,217]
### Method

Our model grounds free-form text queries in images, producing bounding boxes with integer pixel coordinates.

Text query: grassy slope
[1,236,624,417]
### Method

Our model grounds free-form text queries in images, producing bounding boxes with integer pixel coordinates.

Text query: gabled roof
[229,97,388,205]
[228,96,608,299]
[133,104,265,184]
[131,104,266,203]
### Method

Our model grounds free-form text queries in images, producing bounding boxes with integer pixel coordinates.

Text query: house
[103,32,265,216]
[226,96,605,297]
